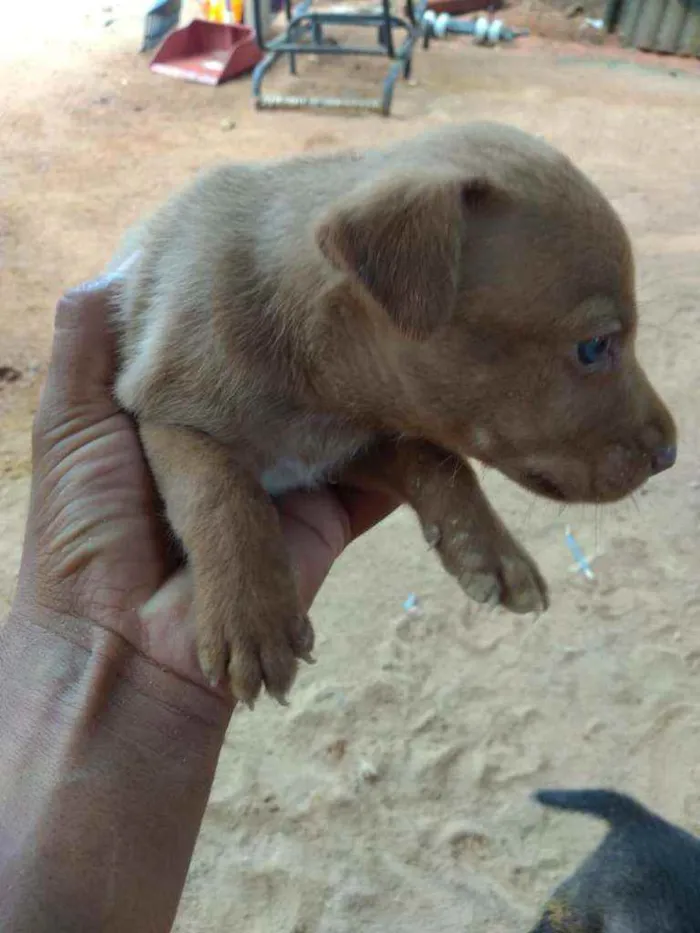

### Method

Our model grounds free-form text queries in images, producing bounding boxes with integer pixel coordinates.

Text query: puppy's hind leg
[139,423,314,705]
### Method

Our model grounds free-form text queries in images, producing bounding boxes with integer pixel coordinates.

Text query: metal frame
[251,0,426,115]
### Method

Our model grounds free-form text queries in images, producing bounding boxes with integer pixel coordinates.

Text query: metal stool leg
[250,0,423,116]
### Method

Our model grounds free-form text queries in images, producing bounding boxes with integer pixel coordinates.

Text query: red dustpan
[150,19,263,86]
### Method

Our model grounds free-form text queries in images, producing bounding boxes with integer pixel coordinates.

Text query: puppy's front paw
[196,593,315,706]
[424,520,549,614]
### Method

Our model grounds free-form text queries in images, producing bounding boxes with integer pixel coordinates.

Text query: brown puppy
[111,123,676,704]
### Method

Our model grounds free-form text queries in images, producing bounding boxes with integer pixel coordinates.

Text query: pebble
[0,366,21,383]
[358,759,379,783]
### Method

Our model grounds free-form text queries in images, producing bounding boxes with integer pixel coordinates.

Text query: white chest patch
[260,457,341,497]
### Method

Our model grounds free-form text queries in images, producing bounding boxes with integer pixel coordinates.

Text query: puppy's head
[316,124,676,504]
[528,789,700,933]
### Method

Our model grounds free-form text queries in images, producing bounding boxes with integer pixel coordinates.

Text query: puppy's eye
[576,336,612,369]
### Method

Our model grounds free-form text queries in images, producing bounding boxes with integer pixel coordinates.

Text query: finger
[42,255,138,416]
[43,284,119,415]
[277,488,351,563]
[334,486,401,541]
[276,488,351,611]
[276,487,399,613]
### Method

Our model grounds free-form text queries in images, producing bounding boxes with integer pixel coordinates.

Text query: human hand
[11,270,398,695]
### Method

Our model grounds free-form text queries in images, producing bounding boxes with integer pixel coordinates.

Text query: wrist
[3,605,234,737]
[0,609,233,933]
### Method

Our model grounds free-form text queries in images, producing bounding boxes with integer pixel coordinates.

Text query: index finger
[334,486,402,541]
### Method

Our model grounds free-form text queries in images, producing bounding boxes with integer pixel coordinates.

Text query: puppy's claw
[197,609,313,708]
[459,560,548,615]
[423,523,441,549]
[499,555,549,614]
[198,643,226,691]
[289,614,315,661]
[226,656,265,709]
[436,521,548,617]
[459,571,501,607]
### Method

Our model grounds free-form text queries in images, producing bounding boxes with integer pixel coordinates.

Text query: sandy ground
[2,2,700,930]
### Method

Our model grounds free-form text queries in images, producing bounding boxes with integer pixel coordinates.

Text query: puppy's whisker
[519,495,540,534]
[517,609,547,649]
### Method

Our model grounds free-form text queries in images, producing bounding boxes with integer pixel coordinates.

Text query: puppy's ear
[316,176,496,340]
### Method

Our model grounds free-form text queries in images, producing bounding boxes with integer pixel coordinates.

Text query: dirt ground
[2,1,700,930]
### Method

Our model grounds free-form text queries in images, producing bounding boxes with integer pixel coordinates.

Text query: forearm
[0,611,232,933]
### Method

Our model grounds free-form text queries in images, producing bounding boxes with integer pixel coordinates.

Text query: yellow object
[231,0,244,22]
[198,0,228,21]
[211,0,226,21]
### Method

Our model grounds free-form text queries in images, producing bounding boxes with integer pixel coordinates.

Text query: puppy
[530,788,700,932]
[111,122,676,704]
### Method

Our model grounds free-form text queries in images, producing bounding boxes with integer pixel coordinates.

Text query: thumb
[36,255,138,433]
[44,284,117,411]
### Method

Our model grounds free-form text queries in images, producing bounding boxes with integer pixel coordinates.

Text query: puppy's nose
[651,445,677,475]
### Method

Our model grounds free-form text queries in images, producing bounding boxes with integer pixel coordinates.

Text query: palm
[29,404,176,653]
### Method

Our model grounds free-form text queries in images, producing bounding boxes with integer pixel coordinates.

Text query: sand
[2,1,700,929]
